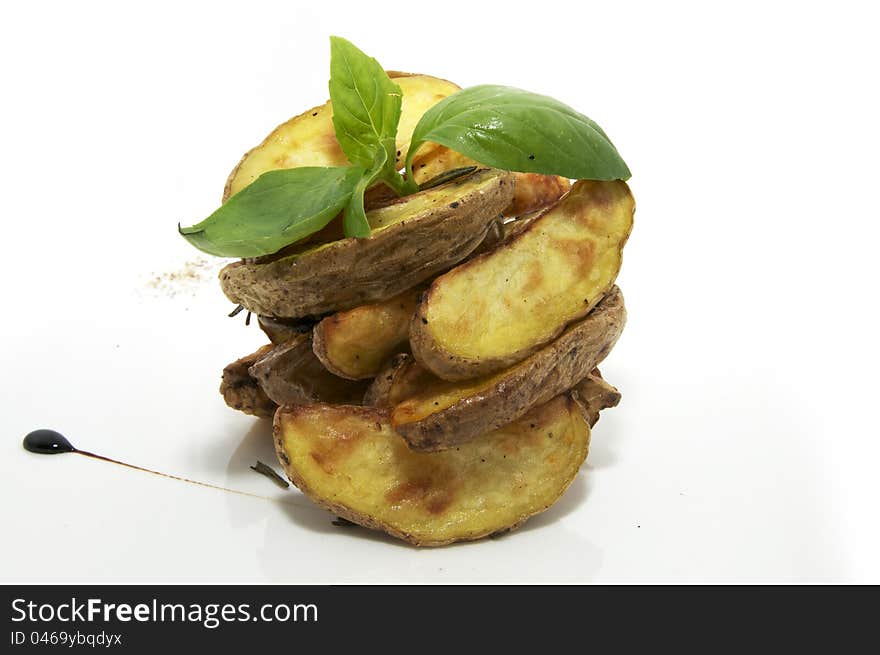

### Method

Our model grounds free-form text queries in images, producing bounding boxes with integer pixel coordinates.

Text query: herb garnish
[249,460,289,489]
[179,37,630,258]
[328,37,406,236]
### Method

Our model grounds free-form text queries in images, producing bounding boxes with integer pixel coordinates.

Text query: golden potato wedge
[248,333,368,406]
[411,145,571,216]
[224,73,460,201]
[273,393,590,546]
[411,180,634,380]
[313,287,421,380]
[219,168,514,318]
[219,345,278,418]
[392,287,626,451]
[572,369,621,427]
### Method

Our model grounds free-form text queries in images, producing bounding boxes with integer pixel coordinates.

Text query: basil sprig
[328,37,406,236]
[180,38,631,259]
[404,85,630,190]
[179,37,404,256]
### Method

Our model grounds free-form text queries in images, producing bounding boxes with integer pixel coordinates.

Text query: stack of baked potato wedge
[217,74,634,546]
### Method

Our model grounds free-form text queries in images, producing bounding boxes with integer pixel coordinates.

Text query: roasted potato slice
[220,345,278,418]
[248,334,368,406]
[219,168,514,318]
[411,145,571,216]
[273,393,590,546]
[313,287,421,380]
[224,73,461,201]
[392,287,625,451]
[411,180,634,380]
[367,359,621,430]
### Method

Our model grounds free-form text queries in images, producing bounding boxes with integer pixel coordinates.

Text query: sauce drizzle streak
[23,428,270,500]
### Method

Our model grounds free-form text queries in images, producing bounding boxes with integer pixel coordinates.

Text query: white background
[1,1,877,583]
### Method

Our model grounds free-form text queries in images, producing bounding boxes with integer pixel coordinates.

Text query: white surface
[2,1,878,583]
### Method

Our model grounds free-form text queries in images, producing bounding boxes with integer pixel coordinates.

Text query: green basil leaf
[329,36,402,176]
[179,166,364,258]
[343,150,388,238]
[405,85,631,181]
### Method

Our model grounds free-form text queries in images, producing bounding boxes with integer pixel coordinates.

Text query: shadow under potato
[582,415,622,470]
[226,418,278,474]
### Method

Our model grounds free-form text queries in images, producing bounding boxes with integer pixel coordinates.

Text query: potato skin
[219,345,278,418]
[572,369,621,427]
[312,287,421,380]
[410,180,634,381]
[219,168,514,319]
[273,393,590,546]
[392,287,626,451]
[248,334,368,406]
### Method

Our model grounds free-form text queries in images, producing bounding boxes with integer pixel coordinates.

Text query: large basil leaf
[329,37,401,172]
[405,85,630,182]
[179,166,364,258]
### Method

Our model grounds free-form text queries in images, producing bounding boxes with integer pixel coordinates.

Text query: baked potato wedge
[220,345,278,418]
[411,145,571,217]
[313,287,421,380]
[366,359,621,429]
[219,168,514,318]
[273,393,590,546]
[392,286,626,451]
[248,334,368,406]
[224,73,461,201]
[411,180,634,380]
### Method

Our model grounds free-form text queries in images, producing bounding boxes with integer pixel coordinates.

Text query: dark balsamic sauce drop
[23,429,76,455]
[22,428,268,500]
